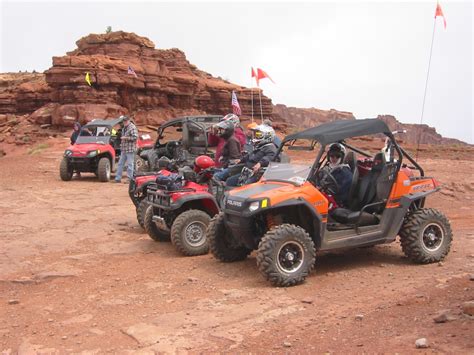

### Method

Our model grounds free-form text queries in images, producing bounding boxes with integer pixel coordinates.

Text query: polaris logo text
[227,200,243,207]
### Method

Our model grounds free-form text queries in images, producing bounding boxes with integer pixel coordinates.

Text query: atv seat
[343,151,359,205]
[330,152,387,226]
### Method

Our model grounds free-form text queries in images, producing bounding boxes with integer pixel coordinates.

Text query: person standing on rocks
[114,116,138,184]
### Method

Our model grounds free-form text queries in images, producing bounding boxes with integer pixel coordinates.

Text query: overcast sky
[1,0,472,143]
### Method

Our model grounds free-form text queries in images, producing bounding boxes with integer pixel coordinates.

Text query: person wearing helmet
[319,143,353,207]
[208,113,246,167]
[262,118,282,148]
[212,120,242,181]
[225,124,277,187]
[216,120,241,167]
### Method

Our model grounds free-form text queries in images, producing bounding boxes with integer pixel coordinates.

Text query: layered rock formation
[0,31,467,145]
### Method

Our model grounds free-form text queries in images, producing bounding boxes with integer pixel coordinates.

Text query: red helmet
[194,155,215,172]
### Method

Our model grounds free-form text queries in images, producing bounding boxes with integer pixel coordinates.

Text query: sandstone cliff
[0,31,467,146]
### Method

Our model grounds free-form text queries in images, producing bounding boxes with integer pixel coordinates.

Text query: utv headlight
[87,149,100,157]
[248,199,269,212]
[64,150,72,157]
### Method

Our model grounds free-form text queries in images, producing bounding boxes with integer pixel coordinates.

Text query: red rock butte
[0,31,467,145]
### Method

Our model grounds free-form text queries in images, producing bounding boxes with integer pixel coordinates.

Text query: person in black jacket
[213,120,242,181]
[318,143,353,207]
[226,124,277,186]
[70,122,81,145]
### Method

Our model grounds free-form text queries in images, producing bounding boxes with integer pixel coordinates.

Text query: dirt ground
[1,136,473,354]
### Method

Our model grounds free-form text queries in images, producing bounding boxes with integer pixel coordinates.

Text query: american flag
[231,91,241,116]
[127,65,138,78]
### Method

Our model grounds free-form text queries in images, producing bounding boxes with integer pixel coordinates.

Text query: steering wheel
[318,169,339,196]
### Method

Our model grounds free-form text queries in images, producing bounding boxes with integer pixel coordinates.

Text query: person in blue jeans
[114,116,138,183]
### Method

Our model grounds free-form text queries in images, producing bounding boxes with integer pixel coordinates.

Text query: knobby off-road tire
[399,208,452,264]
[97,157,111,182]
[135,155,148,173]
[136,199,148,229]
[59,158,73,181]
[208,212,252,262]
[257,224,316,287]
[171,210,211,256]
[143,205,170,242]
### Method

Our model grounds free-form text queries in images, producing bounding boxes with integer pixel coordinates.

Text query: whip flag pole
[255,68,275,123]
[250,67,256,122]
[416,1,446,160]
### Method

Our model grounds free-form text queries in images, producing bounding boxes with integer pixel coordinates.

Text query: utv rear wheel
[399,208,452,264]
[97,157,111,182]
[208,212,252,262]
[143,205,170,242]
[59,158,73,181]
[257,224,316,287]
[136,199,148,229]
[171,210,210,256]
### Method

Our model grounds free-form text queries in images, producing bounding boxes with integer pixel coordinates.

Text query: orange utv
[207,119,452,287]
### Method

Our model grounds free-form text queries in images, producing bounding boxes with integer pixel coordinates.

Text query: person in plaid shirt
[114,115,138,183]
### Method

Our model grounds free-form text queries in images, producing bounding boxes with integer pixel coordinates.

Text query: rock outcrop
[0,31,467,145]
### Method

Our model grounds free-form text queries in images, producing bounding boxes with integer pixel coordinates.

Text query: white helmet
[221,113,240,128]
[251,124,275,147]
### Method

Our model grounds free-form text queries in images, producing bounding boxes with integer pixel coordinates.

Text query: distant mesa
[0,31,467,145]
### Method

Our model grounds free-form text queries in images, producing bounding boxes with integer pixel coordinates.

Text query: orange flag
[435,2,446,29]
[251,67,256,78]
[256,68,275,86]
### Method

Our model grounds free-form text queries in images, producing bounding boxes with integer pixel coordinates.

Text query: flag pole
[258,88,264,123]
[416,18,437,161]
[251,85,254,123]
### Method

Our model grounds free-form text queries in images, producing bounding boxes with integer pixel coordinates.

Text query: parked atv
[208,119,452,287]
[144,159,258,256]
[138,115,222,172]
[129,156,191,228]
[60,117,153,182]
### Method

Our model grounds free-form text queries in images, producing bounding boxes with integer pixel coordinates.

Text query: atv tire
[257,224,316,287]
[208,212,252,262]
[59,158,73,181]
[143,205,170,242]
[171,210,210,256]
[136,199,149,229]
[399,208,452,264]
[97,157,111,182]
[135,155,148,173]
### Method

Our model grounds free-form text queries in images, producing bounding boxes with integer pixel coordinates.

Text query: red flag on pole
[231,91,242,116]
[435,2,446,29]
[251,67,256,79]
[256,68,274,86]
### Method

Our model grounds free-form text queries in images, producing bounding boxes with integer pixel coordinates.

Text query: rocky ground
[0,135,473,354]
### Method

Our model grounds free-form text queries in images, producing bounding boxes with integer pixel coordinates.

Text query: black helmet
[328,143,345,161]
[216,120,235,139]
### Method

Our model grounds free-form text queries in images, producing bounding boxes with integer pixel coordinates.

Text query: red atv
[128,115,222,228]
[143,156,223,256]
[60,117,153,182]
[129,158,185,228]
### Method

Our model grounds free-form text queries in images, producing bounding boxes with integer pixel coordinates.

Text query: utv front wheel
[97,157,111,182]
[136,198,148,229]
[171,210,210,256]
[257,224,316,287]
[399,208,452,263]
[143,205,170,242]
[208,213,252,262]
[59,158,73,181]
